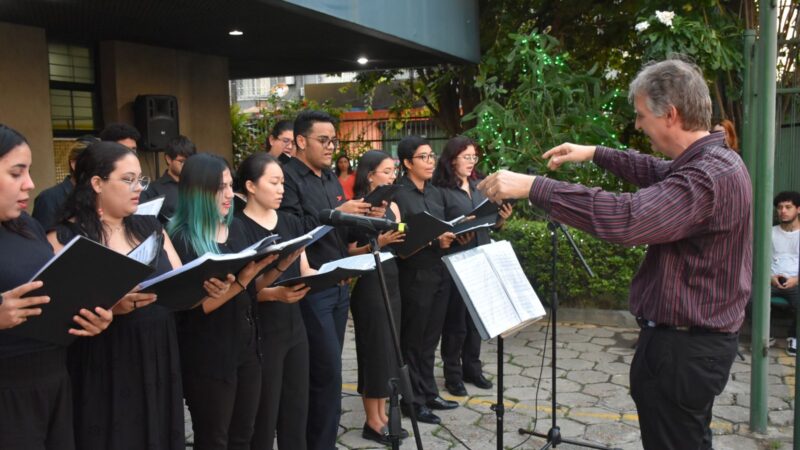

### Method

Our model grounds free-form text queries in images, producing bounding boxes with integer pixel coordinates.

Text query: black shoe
[463,373,493,389]
[401,403,441,424]
[426,395,459,410]
[445,381,468,397]
[362,423,394,446]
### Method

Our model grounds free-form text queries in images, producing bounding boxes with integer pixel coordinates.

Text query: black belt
[636,317,735,335]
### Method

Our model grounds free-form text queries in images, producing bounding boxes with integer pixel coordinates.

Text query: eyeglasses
[459,154,480,162]
[278,137,294,147]
[412,153,436,162]
[105,176,150,192]
[305,135,339,149]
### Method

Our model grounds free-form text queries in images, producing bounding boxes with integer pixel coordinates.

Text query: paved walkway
[336,320,795,449]
[185,318,796,449]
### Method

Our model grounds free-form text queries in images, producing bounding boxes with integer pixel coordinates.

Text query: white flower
[622,50,630,58]
[635,21,650,32]
[597,27,604,35]
[655,10,675,27]
[604,68,620,80]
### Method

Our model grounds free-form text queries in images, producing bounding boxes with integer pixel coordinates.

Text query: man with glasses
[139,135,196,223]
[279,110,378,450]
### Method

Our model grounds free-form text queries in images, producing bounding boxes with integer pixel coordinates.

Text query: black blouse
[439,178,492,250]
[393,176,448,269]
[171,217,259,382]
[234,210,305,338]
[0,213,59,359]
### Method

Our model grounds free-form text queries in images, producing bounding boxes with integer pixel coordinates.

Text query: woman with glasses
[432,136,513,398]
[335,153,355,200]
[47,141,188,449]
[393,136,457,425]
[233,153,311,450]
[267,120,295,163]
[168,153,277,450]
[346,150,407,444]
[0,125,112,450]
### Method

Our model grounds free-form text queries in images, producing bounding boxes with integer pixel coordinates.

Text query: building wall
[99,41,232,177]
[0,22,56,197]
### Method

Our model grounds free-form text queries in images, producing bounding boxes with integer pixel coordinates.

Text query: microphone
[318,209,407,233]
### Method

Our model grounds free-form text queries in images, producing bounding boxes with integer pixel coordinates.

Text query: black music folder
[391,211,453,258]
[442,240,545,340]
[364,184,404,207]
[275,252,394,294]
[6,235,155,346]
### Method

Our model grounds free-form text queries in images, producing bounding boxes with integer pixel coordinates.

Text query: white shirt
[771,225,799,277]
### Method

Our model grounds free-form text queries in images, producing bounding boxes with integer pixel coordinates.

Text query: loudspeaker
[134,95,179,152]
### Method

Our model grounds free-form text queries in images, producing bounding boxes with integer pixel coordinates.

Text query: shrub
[492,218,646,310]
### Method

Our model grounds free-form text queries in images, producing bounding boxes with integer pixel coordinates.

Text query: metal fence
[337,116,449,158]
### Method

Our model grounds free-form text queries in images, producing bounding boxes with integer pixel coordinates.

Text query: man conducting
[479,58,752,449]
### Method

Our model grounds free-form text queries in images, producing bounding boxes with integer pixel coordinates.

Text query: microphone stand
[367,234,424,450]
[519,221,620,450]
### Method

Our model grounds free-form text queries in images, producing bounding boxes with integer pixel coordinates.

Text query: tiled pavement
[186,318,797,449]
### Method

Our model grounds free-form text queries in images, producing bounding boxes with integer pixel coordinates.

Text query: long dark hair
[236,152,281,199]
[397,135,429,177]
[334,153,353,176]
[432,136,481,190]
[0,124,32,237]
[59,141,149,245]
[168,153,233,255]
[353,150,393,198]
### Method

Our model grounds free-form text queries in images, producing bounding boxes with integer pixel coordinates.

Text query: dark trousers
[772,285,799,337]
[630,327,738,450]
[184,329,262,450]
[299,285,350,450]
[0,349,74,450]
[441,277,483,384]
[250,333,309,450]
[398,263,449,407]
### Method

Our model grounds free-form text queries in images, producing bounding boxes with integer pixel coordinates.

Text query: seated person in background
[99,123,140,151]
[139,135,196,223]
[31,135,97,230]
[713,119,739,153]
[772,191,800,356]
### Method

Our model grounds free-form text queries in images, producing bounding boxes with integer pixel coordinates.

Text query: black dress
[235,210,309,450]
[349,207,402,398]
[0,213,74,450]
[54,216,185,450]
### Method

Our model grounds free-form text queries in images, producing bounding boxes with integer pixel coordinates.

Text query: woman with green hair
[168,153,278,450]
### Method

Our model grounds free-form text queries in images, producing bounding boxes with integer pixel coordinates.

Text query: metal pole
[749,0,778,433]
[742,30,757,180]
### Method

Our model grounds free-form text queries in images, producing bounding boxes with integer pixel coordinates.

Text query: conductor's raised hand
[542,143,596,171]
[0,281,50,330]
[204,275,234,299]
[337,198,372,215]
[478,170,535,203]
[68,306,113,337]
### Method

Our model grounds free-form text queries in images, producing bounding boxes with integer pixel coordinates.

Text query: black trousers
[772,285,799,337]
[630,327,738,450]
[398,263,449,407]
[250,332,309,450]
[0,349,74,450]
[184,324,262,450]
[441,276,483,384]
[299,285,350,450]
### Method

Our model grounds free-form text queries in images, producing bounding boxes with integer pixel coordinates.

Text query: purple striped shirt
[529,133,752,332]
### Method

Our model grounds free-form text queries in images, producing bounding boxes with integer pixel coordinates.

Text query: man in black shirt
[279,110,375,450]
[139,135,196,223]
[99,123,140,152]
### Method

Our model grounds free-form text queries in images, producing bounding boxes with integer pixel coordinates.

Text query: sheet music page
[481,241,546,322]
[134,196,165,216]
[447,250,521,338]
[317,252,394,273]
[127,232,160,265]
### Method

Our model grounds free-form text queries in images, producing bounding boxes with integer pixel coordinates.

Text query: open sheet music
[442,240,545,340]
[275,252,393,293]
[134,196,165,216]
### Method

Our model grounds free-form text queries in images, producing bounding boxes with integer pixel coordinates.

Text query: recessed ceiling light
[229,30,244,36]
[357,56,369,65]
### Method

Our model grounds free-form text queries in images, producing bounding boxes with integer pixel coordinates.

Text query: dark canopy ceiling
[0,0,469,78]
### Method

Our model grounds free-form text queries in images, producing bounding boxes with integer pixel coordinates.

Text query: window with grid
[48,43,98,135]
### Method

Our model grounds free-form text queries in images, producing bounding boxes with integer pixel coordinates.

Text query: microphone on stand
[318,209,407,233]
